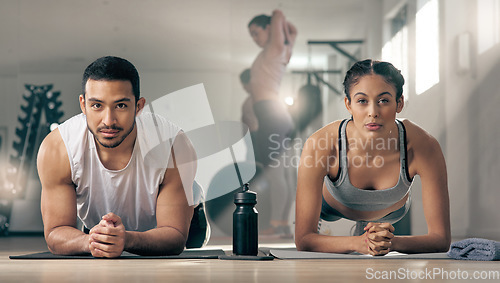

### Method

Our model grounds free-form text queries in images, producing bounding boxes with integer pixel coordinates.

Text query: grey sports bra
[324,119,413,211]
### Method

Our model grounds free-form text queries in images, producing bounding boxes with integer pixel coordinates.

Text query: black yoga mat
[10,249,226,260]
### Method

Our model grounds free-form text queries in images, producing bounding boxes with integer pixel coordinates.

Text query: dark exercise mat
[219,250,274,261]
[270,249,450,260]
[10,249,226,260]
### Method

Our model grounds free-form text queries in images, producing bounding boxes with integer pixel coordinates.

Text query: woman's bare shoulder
[400,118,442,155]
[303,120,343,152]
[308,120,342,140]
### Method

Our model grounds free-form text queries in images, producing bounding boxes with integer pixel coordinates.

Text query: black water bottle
[233,183,258,256]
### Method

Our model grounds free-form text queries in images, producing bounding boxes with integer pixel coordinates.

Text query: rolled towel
[447,238,500,261]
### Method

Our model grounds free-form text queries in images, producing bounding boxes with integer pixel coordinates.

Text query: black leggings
[251,99,294,166]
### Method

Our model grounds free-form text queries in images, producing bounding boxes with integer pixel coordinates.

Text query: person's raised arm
[284,21,298,47]
[122,132,196,256]
[283,20,297,63]
[265,9,288,57]
[391,121,451,253]
[38,129,90,255]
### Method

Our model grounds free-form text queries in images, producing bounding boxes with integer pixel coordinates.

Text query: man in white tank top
[37,56,202,258]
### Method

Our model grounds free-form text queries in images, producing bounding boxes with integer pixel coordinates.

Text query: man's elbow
[44,231,58,255]
[134,241,185,257]
[156,242,184,256]
[45,238,66,256]
[159,234,186,256]
[46,243,57,255]
[171,233,187,255]
[171,243,185,256]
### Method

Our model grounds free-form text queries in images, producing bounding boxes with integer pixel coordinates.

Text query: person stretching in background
[244,10,298,234]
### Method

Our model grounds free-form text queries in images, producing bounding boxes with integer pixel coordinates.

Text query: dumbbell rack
[0,84,64,234]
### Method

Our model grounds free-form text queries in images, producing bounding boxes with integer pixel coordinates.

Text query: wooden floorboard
[1,236,499,282]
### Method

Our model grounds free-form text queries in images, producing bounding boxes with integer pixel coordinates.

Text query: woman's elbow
[295,240,307,252]
[440,236,452,252]
[295,233,312,252]
[434,233,451,252]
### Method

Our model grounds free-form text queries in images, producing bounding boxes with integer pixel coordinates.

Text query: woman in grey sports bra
[295,59,450,256]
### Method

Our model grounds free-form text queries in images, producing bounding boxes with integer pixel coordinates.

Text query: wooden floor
[1,236,499,283]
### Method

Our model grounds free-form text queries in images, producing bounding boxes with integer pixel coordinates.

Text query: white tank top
[250,48,288,97]
[58,112,181,232]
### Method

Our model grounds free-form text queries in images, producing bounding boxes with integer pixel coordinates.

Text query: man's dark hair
[82,56,140,101]
[248,14,271,29]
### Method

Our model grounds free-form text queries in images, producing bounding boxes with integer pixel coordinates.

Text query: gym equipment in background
[9,84,64,198]
[308,40,364,65]
[291,39,364,98]
[2,84,64,234]
[288,74,323,134]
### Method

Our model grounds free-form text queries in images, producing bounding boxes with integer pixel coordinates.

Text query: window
[382,5,409,100]
[415,0,439,95]
[477,0,500,54]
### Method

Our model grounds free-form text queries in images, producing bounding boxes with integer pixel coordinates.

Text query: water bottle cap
[234,190,257,204]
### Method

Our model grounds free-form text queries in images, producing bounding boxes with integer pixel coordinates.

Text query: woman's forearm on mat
[296,233,363,254]
[391,233,450,253]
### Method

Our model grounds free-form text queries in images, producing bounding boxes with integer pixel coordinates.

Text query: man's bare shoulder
[37,128,72,182]
[39,128,66,156]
